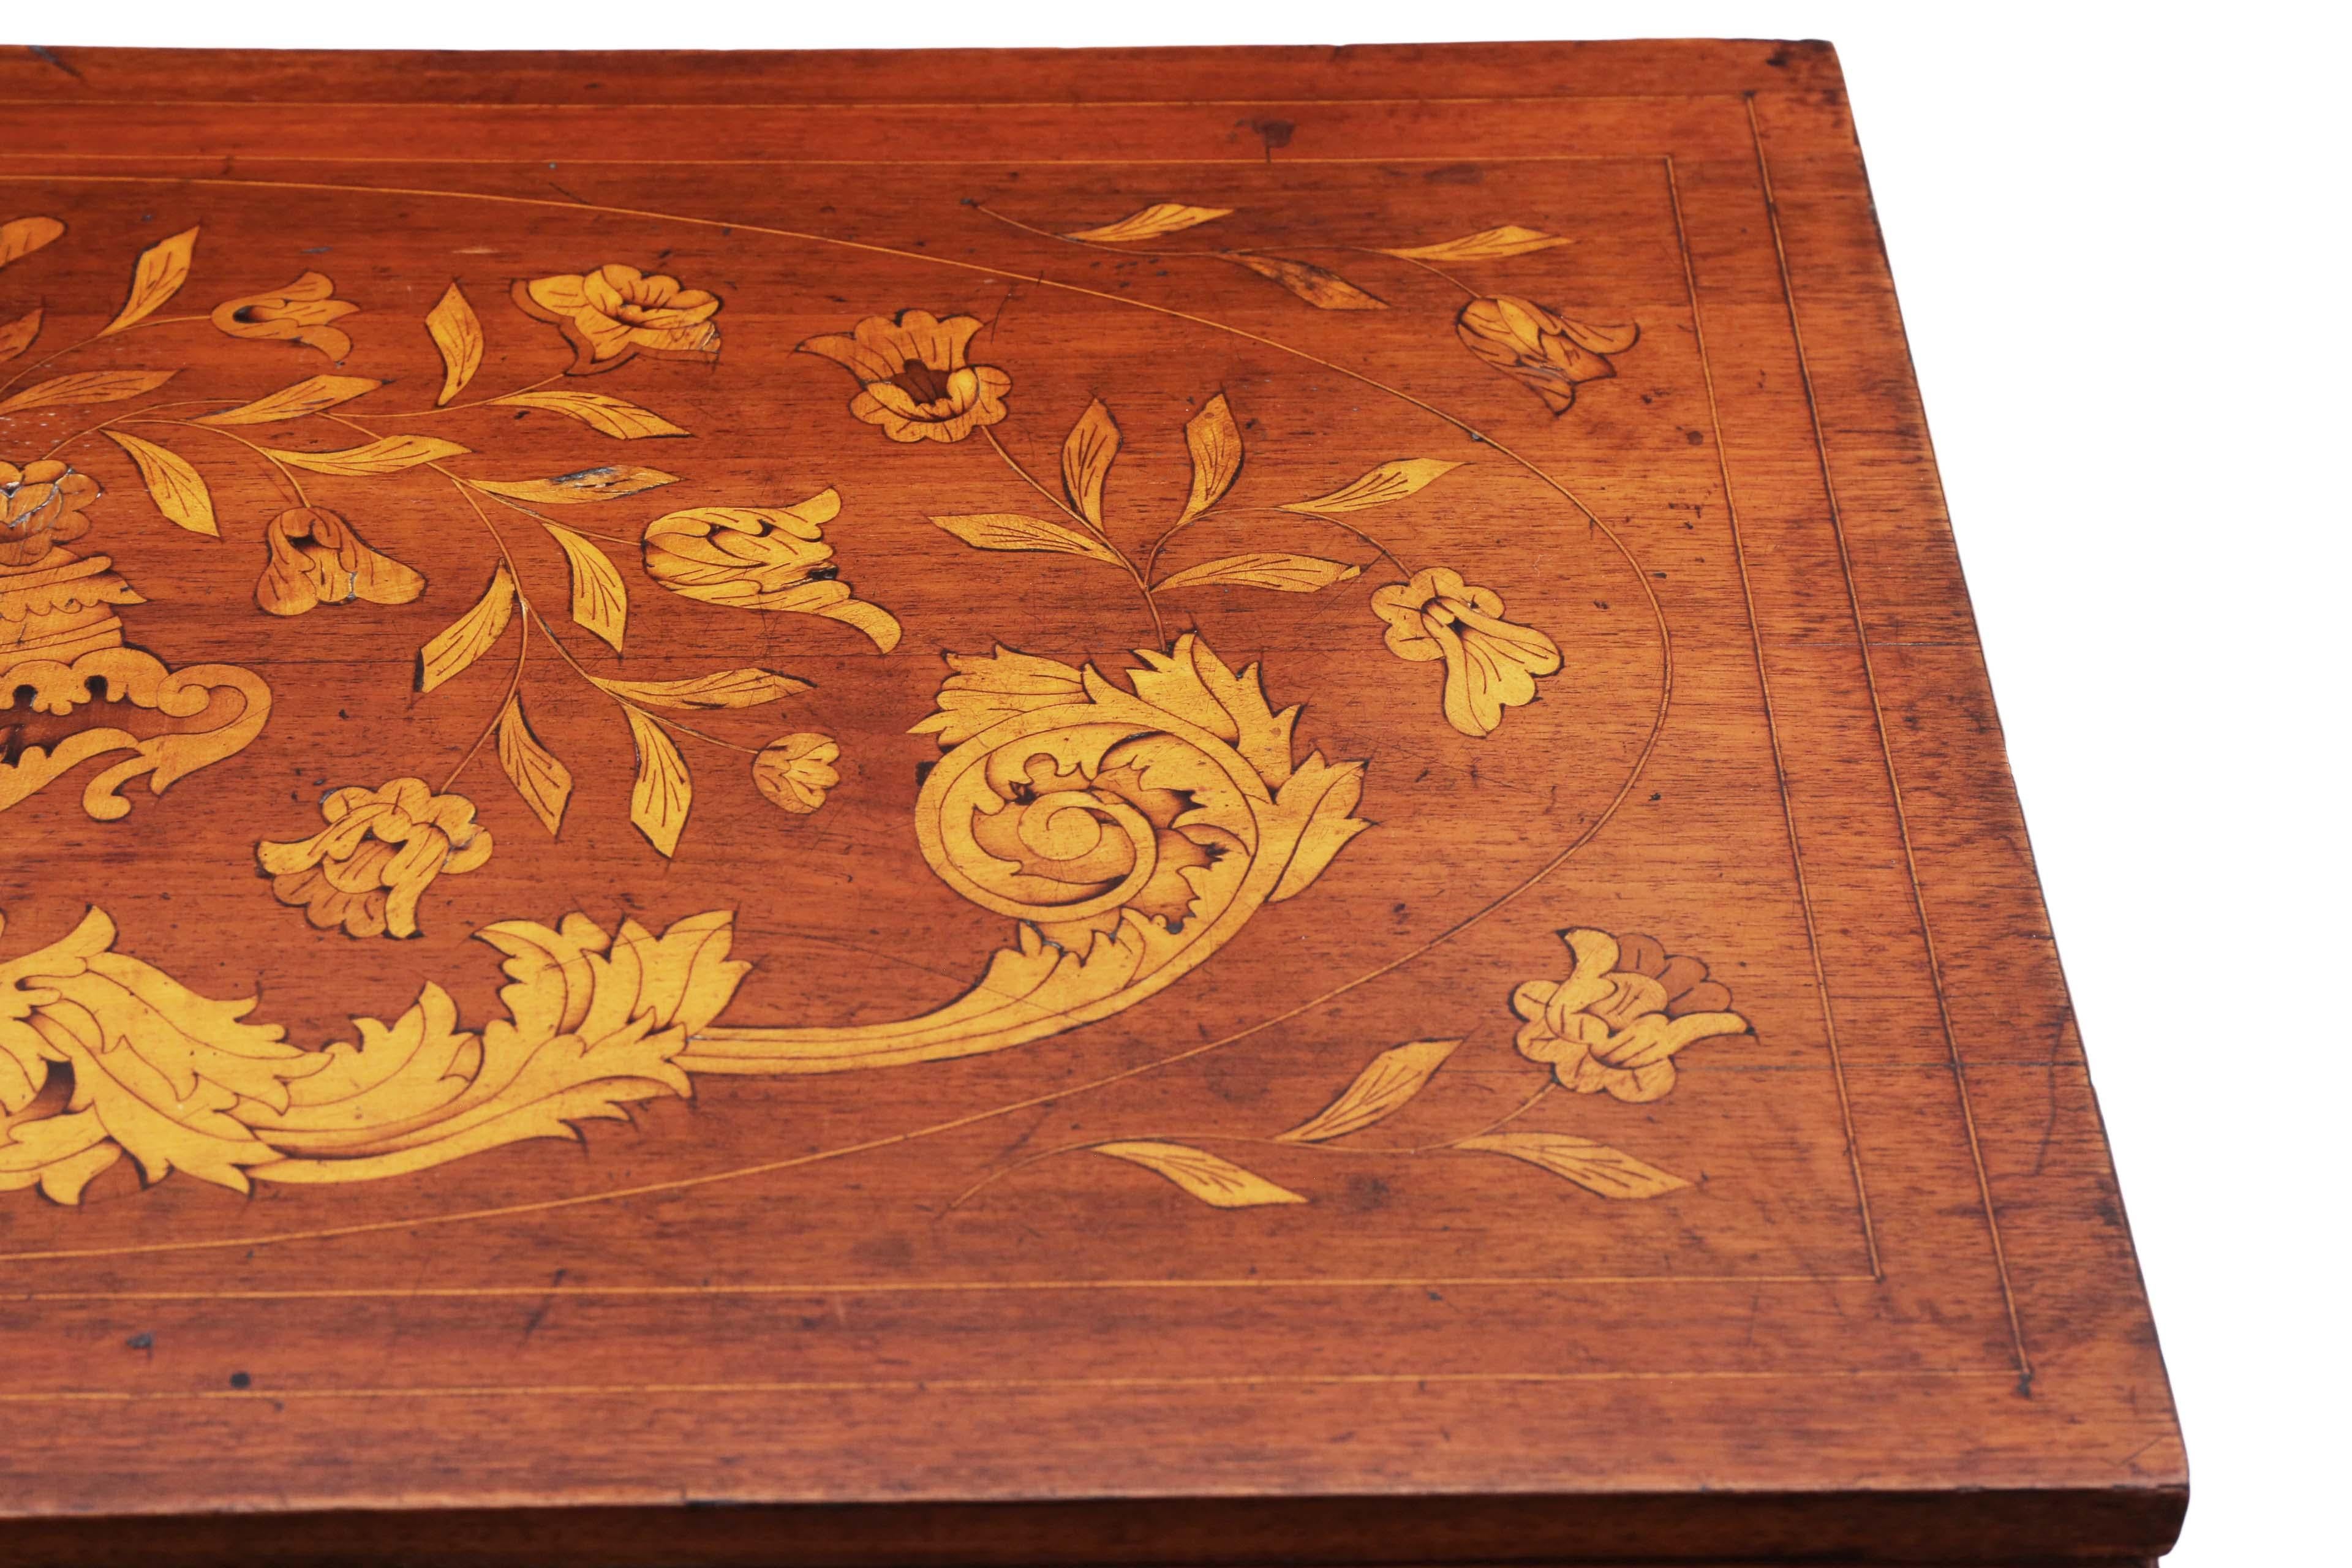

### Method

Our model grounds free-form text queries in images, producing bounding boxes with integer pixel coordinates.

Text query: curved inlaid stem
[1147,503,1415,586]
[979,424,1168,649]
[0,314,207,403]
[374,372,562,420]
[438,614,528,795]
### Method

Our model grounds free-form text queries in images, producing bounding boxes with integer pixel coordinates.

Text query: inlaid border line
[0,1366,2021,1407]
[1743,93,2031,1384]
[16,1273,1879,1305]
[0,92,1772,110]
[4,154,1651,167]
[1663,153,1881,1281]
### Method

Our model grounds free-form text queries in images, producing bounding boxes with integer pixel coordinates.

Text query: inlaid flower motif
[211,271,360,361]
[1370,567,1561,738]
[254,507,424,617]
[751,733,841,815]
[640,493,902,652]
[511,263,723,374]
[0,460,102,566]
[796,309,1011,444]
[256,778,492,939]
[1512,929,1749,1102]
[1456,295,1637,415]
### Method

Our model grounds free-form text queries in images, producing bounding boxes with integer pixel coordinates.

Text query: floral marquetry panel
[0,41,2181,1568]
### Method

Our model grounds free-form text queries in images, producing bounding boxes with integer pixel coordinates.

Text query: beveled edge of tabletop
[0,1484,2188,1568]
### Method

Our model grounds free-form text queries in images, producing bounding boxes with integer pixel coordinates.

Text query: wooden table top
[0,40,2184,1567]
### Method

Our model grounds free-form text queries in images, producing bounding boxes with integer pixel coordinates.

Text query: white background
[17,4,2349,1562]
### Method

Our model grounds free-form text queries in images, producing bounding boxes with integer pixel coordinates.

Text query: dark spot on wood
[1247,118,1295,152]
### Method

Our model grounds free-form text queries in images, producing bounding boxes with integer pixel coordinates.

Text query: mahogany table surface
[0,39,2184,1568]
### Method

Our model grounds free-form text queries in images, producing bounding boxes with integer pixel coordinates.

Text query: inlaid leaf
[195,374,382,426]
[0,307,40,363]
[493,390,688,440]
[543,523,627,652]
[0,984,45,1114]
[268,435,469,476]
[1278,1039,1460,1144]
[0,369,175,413]
[102,430,216,537]
[415,564,516,693]
[1455,1133,1691,1200]
[0,901,754,1202]
[1280,458,1462,514]
[1155,552,1361,594]
[472,467,679,505]
[425,282,484,405]
[100,225,200,336]
[1231,254,1387,310]
[1088,1141,1307,1208]
[1381,225,1569,262]
[818,599,902,652]
[589,669,810,710]
[0,216,65,270]
[495,693,572,836]
[1125,634,1298,789]
[1178,391,1243,523]
[1060,398,1120,527]
[1063,203,1233,243]
[0,1109,121,1205]
[621,705,692,858]
[0,910,306,1194]
[930,512,1120,564]
[1268,752,1371,902]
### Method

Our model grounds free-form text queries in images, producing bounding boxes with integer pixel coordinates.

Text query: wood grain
[0,39,2184,1567]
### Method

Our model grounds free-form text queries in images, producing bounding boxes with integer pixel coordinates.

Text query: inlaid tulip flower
[752,733,840,815]
[796,309,1011,444]
[254,507,424,617]
[1456,295,1638,415]
[211,271,361,361]
[257,778,492,939]
[1370,567,1561,738]
[641,491,903,652]
[1,459,101,566]
[1511,929,1749,1103]
[513,263,723,374]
